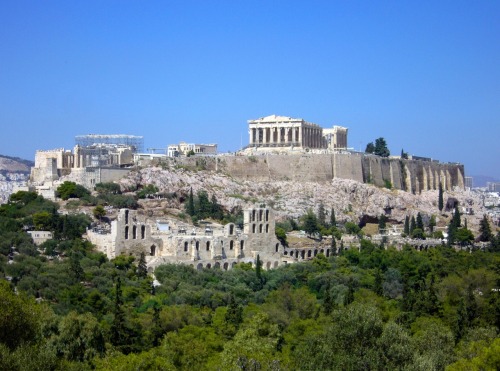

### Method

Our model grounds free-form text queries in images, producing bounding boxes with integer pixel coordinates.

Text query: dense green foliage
[1,190,500,369]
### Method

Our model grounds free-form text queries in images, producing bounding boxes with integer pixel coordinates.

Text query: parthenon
[248,115,328,149]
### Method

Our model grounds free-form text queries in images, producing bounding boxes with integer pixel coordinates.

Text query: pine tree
[438,182,444,212]
[479,214,492,242]
[404,216,410,235]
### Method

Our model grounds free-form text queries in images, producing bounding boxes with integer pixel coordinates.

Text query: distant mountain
[470,175,499,188]
[0,154,34,174]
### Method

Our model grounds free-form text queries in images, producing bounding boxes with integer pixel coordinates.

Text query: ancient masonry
[86,206,334,271]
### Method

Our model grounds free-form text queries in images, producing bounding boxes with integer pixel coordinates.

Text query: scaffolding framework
[75,134,144,153]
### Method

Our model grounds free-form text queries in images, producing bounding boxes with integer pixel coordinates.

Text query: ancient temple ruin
[86,206,300,271]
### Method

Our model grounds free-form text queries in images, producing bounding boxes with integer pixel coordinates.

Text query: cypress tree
[410,216,416,234]
[111,277,127,347]
[317,202,326,228]
[438,182,444,212]
[137,252,147,279]
[416,212,424,231]
[344,279,355,306]
[331,234,337,253]
[330,208,336,227]
[404,215,410,235]
[323,281,334,315]
[429,215,436,234]
[186,187,195,216]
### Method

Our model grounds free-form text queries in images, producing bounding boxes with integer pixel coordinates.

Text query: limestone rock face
[120,167,485,230]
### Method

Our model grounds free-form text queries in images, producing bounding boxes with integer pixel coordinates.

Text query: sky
[1,1,499,178]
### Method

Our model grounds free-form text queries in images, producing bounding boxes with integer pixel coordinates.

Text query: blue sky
[1,1,499,178]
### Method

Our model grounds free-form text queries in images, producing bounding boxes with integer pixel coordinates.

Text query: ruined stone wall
[157,153,464,193]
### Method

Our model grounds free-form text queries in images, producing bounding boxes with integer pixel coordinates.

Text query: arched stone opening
[314,249,318,256]
[223,262,229,270]
[259,224,263,233]
[326,249,330,257]
[214,262,221,269]
[266,210,269,221]
[266,261,271,270]
[141,225,145,239]
[275,243,279,252]
[301,250,305,259]
[252,224,256,233]
[197,263,203,270]
[124,226,129,240]
[320,249,324,254]
[206,241,210,251]
[266,224,269,233]
[274,261,279,268]
[307,250,312,258]
[229,224,234,235]
[184,242,188,252]
[259,209,263,221]
[206,263,211,269]
[125,210,129,224]
[284,250,288,256]
[196,241,199,250]
[133,225,137,239]
[240,240,244,250]
[150,245,156,256]
[230,240,234,250]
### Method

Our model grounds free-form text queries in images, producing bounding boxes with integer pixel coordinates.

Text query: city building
[167,142,217,157]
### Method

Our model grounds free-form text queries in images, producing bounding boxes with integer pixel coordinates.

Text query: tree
[345,221,361,235]
[455,228,474,247]
[404,215,410,235]
[429,215,436,234]
[302,210,320,237]
[137,252,148,279]
[438,182,444,212]
[416,212,424,231]
[479,214,492,242]
[186,187,195,216]
[400,149,408,159]
[275,227,288,246]
[56,181,90,200]
[93,205,106,220]
[330,208,336,227]
[317,202,326,228]
[111,277,127,349]
[374,137,390,157]
[410,216,416,234]
[378,214,387,234]
[0,281,41,350]
[53,311,105,362]
[365,142,375,154]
